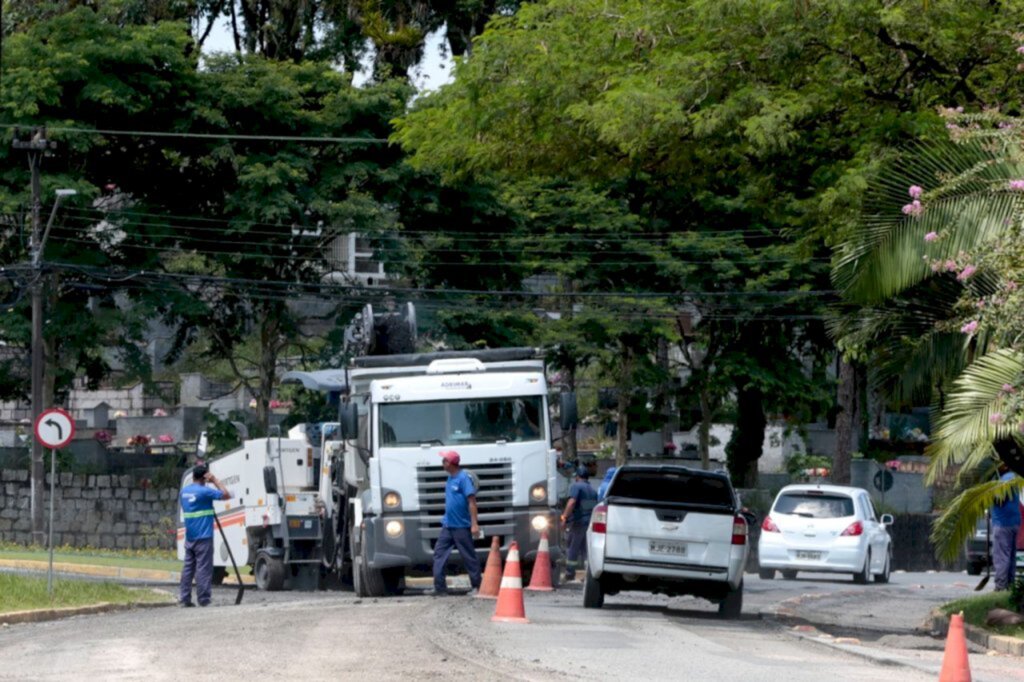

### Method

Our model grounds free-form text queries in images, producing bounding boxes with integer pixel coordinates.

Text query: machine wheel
[781,570,798,580]
[211,566,227,586]
[853,551,871,584]
[719,582,743,619]
[582,565,604,609]
[758,568,775,580]
[874,550,891,584]
[254,553,285,591]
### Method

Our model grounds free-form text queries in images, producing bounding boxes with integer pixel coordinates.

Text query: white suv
[757,484,893,583]
[584,465,749,618]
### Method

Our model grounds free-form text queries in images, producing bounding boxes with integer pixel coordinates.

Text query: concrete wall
[0,469,178,550]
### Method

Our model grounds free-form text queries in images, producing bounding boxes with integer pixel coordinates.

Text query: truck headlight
[383,492,401,509]
[530,484,547,502]
[385,520,404,538]
[531,515,549,532]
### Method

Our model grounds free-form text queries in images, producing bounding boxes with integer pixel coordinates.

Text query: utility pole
[13,127,52,545]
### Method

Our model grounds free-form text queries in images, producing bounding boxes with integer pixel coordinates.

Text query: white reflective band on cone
[500,576,523,589]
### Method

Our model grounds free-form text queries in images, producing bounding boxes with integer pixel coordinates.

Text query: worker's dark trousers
[433,527,482,592]
[180,537,214,605]
[992,525,1020,590]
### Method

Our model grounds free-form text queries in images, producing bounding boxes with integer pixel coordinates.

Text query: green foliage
[0,572,171,613]
[940,591,1024,638]
[202,410,246,457]
[785,452,832,478]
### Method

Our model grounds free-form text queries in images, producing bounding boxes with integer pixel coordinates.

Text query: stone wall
[0,469,178,550]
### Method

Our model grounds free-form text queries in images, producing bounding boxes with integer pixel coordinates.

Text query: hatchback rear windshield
[774,493,854,518]
[608,470,733,508]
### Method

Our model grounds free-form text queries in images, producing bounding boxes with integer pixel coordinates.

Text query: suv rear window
[774,493,854,519]
[608,470,733,508]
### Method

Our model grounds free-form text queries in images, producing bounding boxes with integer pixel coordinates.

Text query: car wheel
[758,568,775,580]
[853,551,871,584]
[718,581,743,619]
[583,565,604,609]
[874,550,891,584]
[781,570,798,580]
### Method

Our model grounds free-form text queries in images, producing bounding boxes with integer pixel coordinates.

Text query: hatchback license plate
[796,551,822,560]
[649,540,687,556]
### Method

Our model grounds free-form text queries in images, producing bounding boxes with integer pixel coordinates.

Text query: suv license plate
[796,551,822,560]
[650,540,687,556]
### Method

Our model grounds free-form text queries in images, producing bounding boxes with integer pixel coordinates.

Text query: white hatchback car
[757,484,894,583]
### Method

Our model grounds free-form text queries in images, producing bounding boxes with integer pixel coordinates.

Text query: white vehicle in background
[583,464,749,618]
[757,484,893,583]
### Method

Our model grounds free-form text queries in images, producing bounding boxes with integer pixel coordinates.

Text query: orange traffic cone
[938,611,972,682]
[476,536,503,599]
[491,541,529,623]
[526,532,553,591]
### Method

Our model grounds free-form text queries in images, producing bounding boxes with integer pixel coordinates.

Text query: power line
[0,123,389,144]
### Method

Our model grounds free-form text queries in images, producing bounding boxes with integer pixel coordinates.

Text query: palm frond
[834,136,1024,303]
[927,348,1024,482]
[930,476,1020,562]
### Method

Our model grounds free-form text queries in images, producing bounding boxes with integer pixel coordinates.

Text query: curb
[0,559,255,585]
[925,608,1024,658]
[1,600,175,626]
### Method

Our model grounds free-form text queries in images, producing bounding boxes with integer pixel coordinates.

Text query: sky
[202,17,455,91]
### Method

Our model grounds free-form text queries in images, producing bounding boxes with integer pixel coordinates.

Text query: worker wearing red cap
[431,450,482,595]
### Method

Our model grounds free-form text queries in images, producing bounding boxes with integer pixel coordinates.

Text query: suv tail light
[841,521,863,537]
[761,515,780,533]
[732,515,747,545]
[591,504,608,534]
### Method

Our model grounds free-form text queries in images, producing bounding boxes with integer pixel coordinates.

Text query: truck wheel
[254,553,285,591]
[583,566,604,609]
[354,555,387,597]
[718,582,743,619]
[211,567,227,586]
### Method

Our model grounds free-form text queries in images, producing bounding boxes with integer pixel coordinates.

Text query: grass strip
[940,592,1024,640]
[0,549,179,572]
[0,573,171,614]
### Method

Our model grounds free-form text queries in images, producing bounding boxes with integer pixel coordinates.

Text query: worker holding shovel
[179,464,232,607]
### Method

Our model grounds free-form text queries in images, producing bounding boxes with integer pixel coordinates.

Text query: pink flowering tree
[833,113,1024,560]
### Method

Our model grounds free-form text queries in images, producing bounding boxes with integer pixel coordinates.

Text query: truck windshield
[379,396,545,446]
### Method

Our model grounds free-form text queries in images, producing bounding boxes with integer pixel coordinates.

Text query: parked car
[757,484,893,584]
[584,464,749,618]
[964,515,991,576]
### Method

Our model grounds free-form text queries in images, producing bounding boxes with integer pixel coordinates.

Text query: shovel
[974,514,992,592]
[214,513,245,605]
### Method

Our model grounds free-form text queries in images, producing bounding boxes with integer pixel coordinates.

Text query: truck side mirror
[263,466,278,494]
[339,403,359,440]
[560,392,578,431]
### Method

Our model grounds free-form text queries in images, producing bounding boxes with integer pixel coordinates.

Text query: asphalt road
[0,570,1020,681]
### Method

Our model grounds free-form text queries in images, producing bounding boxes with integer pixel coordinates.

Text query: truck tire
[354,555,387,597]
[254,553,285,591]
[718,582,743,619]
[583,566,604,609]
[211,566,227,586]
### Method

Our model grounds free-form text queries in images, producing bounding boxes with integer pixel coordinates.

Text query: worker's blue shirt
[992,471,1021,528]
[441,470,476,529]
[180,483,224,541]
[568,480,598,525]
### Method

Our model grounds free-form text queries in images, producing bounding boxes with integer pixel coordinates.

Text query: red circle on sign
[33,408,76,449]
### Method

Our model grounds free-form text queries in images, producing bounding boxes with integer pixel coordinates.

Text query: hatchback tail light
[591,504,608,534]
[732,515,747,545]
[840,521,863,537]
[761,515,780,533]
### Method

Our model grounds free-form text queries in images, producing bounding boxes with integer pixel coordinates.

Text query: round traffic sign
[34,408,76,449]
[873,469,894,493]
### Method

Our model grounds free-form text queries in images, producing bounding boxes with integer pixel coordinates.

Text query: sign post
[33,408,75,597]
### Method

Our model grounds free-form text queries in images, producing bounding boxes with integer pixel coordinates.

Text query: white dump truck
[284,347,577,596]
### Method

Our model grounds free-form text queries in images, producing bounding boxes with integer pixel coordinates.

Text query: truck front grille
[417,463,513,544]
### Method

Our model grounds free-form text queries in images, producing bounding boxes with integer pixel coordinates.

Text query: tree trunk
[833,358,855,485]
[699,386,711,470]
[255,305,281,435]
[726,382,764,488]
